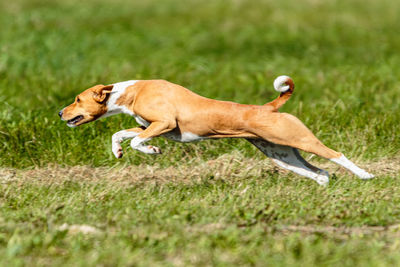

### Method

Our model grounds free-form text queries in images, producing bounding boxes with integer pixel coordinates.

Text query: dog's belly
[134,115,150,127]
[163,131,204,143]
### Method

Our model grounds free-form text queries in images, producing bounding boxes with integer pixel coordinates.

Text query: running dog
[59,76,374,185]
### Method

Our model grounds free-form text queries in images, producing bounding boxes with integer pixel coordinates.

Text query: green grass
[0,0,400,265]
[1,165,400,266]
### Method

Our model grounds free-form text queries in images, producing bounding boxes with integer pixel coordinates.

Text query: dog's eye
[76,97,80,103]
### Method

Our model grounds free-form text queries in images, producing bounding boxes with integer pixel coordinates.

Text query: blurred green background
[0,0,399,168]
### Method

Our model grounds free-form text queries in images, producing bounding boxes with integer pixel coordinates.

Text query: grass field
[1,0,400,265]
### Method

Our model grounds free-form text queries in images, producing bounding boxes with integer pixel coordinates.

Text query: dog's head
[59,84,114,127]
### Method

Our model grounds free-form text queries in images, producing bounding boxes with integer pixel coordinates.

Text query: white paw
[147,145,162,154]
[315,175,329,186]
[358,171,375,180]
[112,143,123,158]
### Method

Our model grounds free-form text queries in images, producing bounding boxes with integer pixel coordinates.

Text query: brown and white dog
[59,76,374,185]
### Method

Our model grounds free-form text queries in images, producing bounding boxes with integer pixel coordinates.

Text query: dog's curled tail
[265,75,294,111]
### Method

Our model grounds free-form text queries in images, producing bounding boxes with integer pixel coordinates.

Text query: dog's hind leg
[250,112,374,179]
[329,155,374,179]
[247,139,330,186]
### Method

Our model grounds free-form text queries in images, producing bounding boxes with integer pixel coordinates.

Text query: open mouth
[67,115,84,127]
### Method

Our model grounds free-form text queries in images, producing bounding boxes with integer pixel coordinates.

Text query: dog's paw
[112,144,123,158]
[358,171,375,180]
[147,145,162,154]
[115,149,123,158]
[315,175,329,186]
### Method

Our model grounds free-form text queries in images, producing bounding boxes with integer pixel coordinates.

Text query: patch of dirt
[184,222,400,239]
[0,153,399,185]
[58,223,101,235]
[264,224,400,240]
[274,224,400,235]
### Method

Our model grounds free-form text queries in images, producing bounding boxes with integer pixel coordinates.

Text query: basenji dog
[59,76,374,185]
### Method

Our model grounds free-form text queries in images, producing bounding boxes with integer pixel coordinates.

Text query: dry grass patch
[0,153,398,185]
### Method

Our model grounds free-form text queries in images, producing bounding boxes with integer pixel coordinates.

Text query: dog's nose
[58,110,63,117]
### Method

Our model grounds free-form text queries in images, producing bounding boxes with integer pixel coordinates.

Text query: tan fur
[61,85,111,126]
[61,80,341,159]
[120,80,340,159]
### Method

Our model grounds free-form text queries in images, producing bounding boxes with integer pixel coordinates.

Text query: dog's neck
[103,80,138,118]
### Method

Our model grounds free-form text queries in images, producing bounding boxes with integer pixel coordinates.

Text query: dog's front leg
[130,121,175,154]
[112,127,145,158]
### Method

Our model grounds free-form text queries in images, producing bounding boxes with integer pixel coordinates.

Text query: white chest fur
[102,80,150,128]
[103,80,138,117]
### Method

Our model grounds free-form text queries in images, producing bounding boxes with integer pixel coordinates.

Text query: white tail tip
[273,75,292,92]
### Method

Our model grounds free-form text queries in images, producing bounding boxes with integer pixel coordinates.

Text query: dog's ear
[92,85,114,103]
